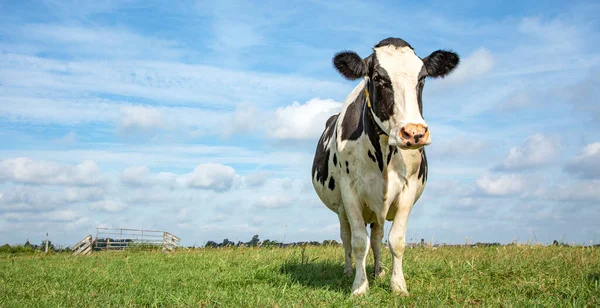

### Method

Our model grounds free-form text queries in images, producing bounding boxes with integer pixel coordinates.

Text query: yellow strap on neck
[365,89,371,108]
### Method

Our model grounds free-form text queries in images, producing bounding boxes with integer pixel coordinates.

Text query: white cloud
[255,195,291,209]
[3,209,82,222]
[564,142,600,179]
[175,207,192,222]
[498,91,533,112]
[475,174,526,196]
[500,134,557,170]
[518,17,584,52]
[249,216,265,226]
[186,163,237,192]
[120,166,152,186]
[118,105,164,136]
[0,53,349,109]
[120,166,179,190]
[0,186,61,211]
[63,187,105,203]
[244,171,272,188]
[0,157,105,186]
[221,102,262,138]
[550,180,600,203]
[429,136,491,161]
[90,200,127,213]
[19,23,188,60]
[53,131,78,145]
[267,98,342,141]
[441,48,495,85]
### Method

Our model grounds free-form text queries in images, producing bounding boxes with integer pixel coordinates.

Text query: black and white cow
[312,37,459,296]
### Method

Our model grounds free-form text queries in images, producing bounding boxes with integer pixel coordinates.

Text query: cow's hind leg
[338,209,353,275]
[370,222,385,278]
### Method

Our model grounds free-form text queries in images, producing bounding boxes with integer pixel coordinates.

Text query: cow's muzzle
[390,123,430,149]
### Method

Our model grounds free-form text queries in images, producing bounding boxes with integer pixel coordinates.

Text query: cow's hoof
[343,267,353,276]
[351,285,369,296]
[374,269,386,279]
[391,285,409,297]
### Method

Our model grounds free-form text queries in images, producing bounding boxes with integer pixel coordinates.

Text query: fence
[71,228,180,255]
[94,228,180,252]
[71,234,93,256]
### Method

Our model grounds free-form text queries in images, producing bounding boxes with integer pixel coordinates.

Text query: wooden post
[45,233,49,254]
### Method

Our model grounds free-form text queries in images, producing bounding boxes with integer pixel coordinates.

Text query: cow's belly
[312,175,342,213]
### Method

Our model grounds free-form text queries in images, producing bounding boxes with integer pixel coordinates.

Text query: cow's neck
[362,85,392,173]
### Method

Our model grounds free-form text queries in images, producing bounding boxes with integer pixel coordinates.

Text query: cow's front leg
[388,204,412,296]
[370,222,385,278]
[338,209,353,276]
[342,190,369,295]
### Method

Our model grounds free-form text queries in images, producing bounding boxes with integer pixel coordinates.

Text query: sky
[0,0,599,247]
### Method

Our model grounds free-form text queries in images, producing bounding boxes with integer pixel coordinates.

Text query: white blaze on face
[374,45,427,144]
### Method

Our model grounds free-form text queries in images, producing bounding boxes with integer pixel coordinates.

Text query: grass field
[1,245,599,307]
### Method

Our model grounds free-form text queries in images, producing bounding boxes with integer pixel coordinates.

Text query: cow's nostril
[400,128,411,139]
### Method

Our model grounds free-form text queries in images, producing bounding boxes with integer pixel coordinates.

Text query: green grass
[1,245,598,307]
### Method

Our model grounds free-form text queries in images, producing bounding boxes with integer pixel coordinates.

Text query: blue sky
[1,0,599,247]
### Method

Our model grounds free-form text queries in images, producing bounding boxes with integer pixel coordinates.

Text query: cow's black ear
[423,50,460,78]
[333,51,367,80]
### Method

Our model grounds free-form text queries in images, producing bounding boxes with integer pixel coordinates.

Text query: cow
[311,37,459,296]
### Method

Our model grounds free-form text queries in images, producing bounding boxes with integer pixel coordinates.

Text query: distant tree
[221,238,234,247]
[0,244,10,253]
[322,240,339,246]
[262,239,281,248]
[248,235,260,247]
[205,241,218,248]
[24,240,32,248]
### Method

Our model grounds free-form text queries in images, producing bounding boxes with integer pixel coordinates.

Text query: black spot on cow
[418,148,428,184]
[375,37,413,50]
[367,150,376,163]
[345,161,349,174]
[364,101,384,172]
[387,145,398,165]
[333,153,337,166]
[368,60,395,123]
[328,177,336,190]
[341,87,366,141]
[312,114,338,186]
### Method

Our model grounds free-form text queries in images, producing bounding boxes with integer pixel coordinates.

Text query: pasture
[1,245,598,307]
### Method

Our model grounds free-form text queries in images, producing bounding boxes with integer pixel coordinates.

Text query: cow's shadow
[279,260,351,293]
[279,260,377,293]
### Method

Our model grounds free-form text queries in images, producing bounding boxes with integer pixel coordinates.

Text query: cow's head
[333,37,459,149]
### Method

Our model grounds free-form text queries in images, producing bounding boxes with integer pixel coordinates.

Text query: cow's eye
[372,75,380,83]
